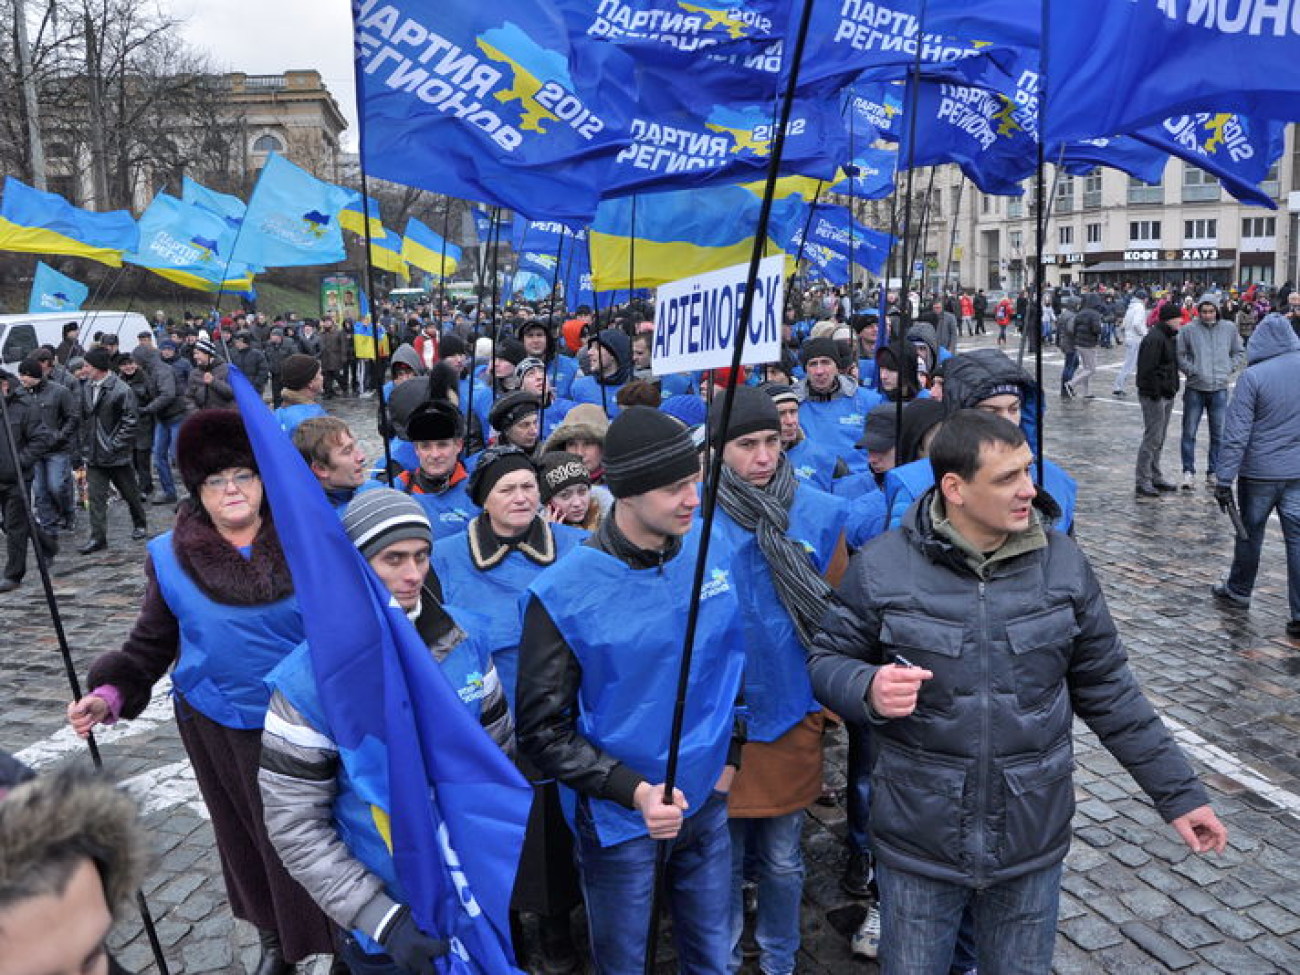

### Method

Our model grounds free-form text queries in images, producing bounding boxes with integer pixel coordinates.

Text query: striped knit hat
[343,488,431,559]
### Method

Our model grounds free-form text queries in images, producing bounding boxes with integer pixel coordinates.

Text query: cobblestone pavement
[4,329,1300,974]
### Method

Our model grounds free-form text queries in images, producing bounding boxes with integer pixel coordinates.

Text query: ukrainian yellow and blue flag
[0,177,138,267]
[402,217,461,278]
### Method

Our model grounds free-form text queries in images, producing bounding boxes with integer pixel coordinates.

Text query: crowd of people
[11,274,1296,974]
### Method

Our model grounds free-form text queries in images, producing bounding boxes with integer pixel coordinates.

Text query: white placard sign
[651,256,784,375]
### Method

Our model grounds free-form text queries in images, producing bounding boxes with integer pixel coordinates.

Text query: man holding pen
[807,409,1227,974]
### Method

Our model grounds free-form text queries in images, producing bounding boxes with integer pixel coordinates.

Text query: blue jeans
[877,861,1062,975]
[152,418,184,497]
[31,450,74,530]
[1180,388,1227,475]
[1225,477,1300,620]
[846,723,873,858]
[729,812,803,975]
[1059,350,1079,393]
[575,791,732,975]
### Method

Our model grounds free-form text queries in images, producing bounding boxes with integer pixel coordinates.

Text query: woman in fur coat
[66,409,336,975]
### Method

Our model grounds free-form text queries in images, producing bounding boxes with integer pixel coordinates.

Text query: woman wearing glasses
[66,409,337,975]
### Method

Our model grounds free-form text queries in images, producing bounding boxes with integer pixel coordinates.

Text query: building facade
[906,124,1298,294]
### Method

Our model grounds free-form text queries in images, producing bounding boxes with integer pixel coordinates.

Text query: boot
[328,955,352,975]
[537,913,579,975]
[253,929,293,975]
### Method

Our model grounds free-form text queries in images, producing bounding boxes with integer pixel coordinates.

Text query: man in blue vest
[709,388,848,975]
[517,406,746,975]
[260,489,512,975]
[294,416,368,512]
[386,402,479,540]
[794,337,881,466]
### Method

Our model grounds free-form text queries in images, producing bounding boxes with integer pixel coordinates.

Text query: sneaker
[1153,481,1179,492]
[1136,484,1161,498]
[1112,389,1126,397]
[851,903,881,959]
[1210,581,1251,608]
[1062,382,1076,399]
[1180,472,1195,490]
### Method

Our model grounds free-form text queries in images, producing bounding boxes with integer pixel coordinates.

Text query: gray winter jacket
[1176,316,1244,391]
[259,580,513,938]
[807,489,1208,888]
[1216,313,1300,485]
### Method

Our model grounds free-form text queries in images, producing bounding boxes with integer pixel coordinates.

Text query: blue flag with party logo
[28,261,89,313]
[1053,137,1170,185]
[182,177,248,229]
[229,366,532,975]
[353,0,636,222]
[126,193,254,283]
[798,203,893,275]
[603,54,844,197]
[230,153,354,268]
[1132,113,1287,210]
[1044,0,1300,146]
[830,147,898,199]
[897,79,1037,195]
[843,79,904,143]
[558,0,786,52]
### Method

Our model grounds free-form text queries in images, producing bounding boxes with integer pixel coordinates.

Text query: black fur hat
[176,409,256,496]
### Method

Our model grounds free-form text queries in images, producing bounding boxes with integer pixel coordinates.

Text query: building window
[1058,225,1074,246]
[1008,197,1023,218]
[1261,162,1280,199]
[1182,164,1220,203]
[252,133,284,153]
[1129,220,1160,244]
[1054,175,1074,213]
[1127,175,1163,205]
[1184,218,1217,242]
[1009,230,1023,252]
[1082,171,1103,208]
[1242,216,1277,238]
[1085,222,1102,244]
[980,193,992,215]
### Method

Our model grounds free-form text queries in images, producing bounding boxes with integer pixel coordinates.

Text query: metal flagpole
[642,0,818,969]
[0,386,171,975]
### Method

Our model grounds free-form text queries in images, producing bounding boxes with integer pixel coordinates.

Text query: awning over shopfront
[1082,259,1235,274]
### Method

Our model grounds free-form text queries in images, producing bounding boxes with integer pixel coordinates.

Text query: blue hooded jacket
[1217,313,1300,484]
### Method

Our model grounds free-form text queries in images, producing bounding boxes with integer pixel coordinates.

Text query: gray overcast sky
[172,0,360,149]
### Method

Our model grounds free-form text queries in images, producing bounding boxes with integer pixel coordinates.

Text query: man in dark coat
[0,369,57,591]
[78,348,147,553]
[16,357,79,533]
[807,410,1227,973]
[1135,303,1184,496]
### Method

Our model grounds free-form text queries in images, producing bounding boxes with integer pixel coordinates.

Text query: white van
[0,310,151,368]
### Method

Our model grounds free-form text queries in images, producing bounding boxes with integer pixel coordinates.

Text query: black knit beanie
[603,406,698,499]
[709,384,781,446]
[801,336,841,367]
[467,445,537,506]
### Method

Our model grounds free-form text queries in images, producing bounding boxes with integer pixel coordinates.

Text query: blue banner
[126,193,254,282]
[353,0,637,222]
[230,153,353,268]
[1054,137,1170,185]
[790,0,1038,93]
[798,203,893,275]
[896,79,1037,195]
[1044,0,1300,146]
[1132,113,1287,210]
[558,0,786,52]
[230,367,532,974]
[830,146,898,199]
[182,177,247,229]
[842,79,904,143]
[603,54,844,196]
[28,261,89,314]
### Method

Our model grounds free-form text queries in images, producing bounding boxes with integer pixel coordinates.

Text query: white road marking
[16,680,176,769]
[1166,716,1300,821]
